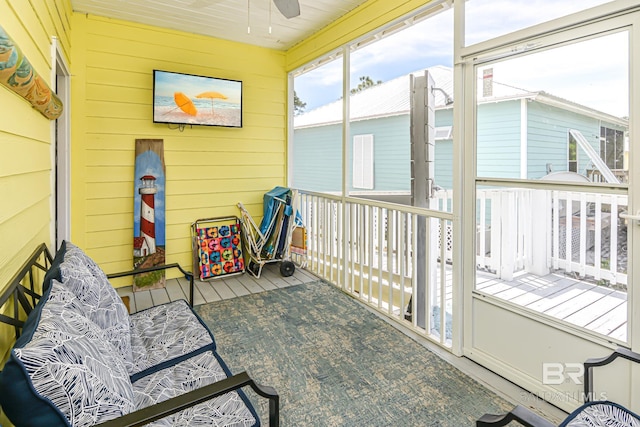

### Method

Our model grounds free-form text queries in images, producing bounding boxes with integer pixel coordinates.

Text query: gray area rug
[195,281,513,426]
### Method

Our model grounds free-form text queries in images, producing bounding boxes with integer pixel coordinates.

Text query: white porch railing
[297,191,454,348]
[430,188,627,286]
[430,188,531,279]
[549,190,627,286]
[293,187,627,350]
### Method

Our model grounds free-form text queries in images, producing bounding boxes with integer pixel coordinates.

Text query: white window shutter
[353,135,364,189]
[353,134,373,189]
[362,135,373,189]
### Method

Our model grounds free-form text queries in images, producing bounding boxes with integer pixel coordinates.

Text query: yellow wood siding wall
[0,0,72,420]
[70,14,287,280]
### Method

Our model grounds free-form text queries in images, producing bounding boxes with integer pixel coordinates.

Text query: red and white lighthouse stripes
[139,175,157,254]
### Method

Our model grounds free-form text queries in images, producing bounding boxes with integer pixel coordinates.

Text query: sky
[154,70,242,104]
[294,0,627,118]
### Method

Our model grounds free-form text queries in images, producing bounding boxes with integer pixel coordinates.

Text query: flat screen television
[153,70,242,128]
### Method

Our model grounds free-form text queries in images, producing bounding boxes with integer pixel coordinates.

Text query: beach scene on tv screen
[153,71,242,127]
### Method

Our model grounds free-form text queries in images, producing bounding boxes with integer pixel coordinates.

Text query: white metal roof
[294,65,627,129]
[294,65,455,128]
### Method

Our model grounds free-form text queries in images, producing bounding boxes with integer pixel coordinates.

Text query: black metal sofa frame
[0,243,280,427]
[477,347,640,427]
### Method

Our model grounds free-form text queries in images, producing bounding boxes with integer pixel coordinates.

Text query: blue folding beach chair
[237,187,303,278]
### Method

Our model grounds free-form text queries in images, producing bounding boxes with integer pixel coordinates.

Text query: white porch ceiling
[70,0,369,50]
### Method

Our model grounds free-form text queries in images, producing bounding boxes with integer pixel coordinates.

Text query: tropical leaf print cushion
[561,401,640,427]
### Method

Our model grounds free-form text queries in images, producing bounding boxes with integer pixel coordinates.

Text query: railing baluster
[377,207,383,310]
[579,193,587,276]
[405,211,411,277]
[411,213,418,329]
[329,200,334,283]
[339,201,342,288]
[332,200,336,283]
[312,196,317,274]
[305,195,310,270]
[308,194,313,269]
[610,196,619,283]
[313,195,319,275]
[440,218,447,345]
[387,209,394,316]
[424,215,431,336]
[490,191,501,273]
[368,205,373,304]
[565,192,573,271]
[312,196,320,276]
[594,194,602,280]
[331,202,345,289]
[358,204,364,299]
[343,201,348,292]
[349,203,355,293]
[478,194,486,266]
[324,200,336,284]
[322,198,328,279]
[552,191,560,270]
[399,212,406,322]
[517,189,528,270]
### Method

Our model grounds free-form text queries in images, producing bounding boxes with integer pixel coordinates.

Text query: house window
[568,133,578,172]
[353,134,374,189]
[434,126,453,140]
[600,126,625,170]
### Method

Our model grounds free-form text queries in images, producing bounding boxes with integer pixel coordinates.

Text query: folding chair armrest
[95,371,279,427]
[477,406,556,427]
[583,347,640,401]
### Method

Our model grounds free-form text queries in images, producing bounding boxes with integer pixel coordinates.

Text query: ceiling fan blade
[273,0,300,19]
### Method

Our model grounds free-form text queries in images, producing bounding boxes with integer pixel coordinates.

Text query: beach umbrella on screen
[174,91,197,116]
[196,91,227,114]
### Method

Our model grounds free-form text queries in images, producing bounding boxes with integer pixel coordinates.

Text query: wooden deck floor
[117,261,627,342]
[116,263,319,314]
[476,270,627,342]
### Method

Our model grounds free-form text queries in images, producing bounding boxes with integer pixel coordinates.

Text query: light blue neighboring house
[292,65,628,197]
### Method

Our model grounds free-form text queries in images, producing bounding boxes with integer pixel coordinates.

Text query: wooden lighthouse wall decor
[133,139,166,291]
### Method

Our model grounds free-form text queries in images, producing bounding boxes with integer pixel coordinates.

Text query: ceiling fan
[272,0,300,19]
[190,0,300,19]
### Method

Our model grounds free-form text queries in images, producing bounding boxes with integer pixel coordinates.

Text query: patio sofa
[0,241,279,426]
[476,347,640,427]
